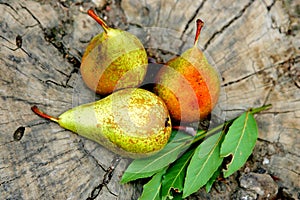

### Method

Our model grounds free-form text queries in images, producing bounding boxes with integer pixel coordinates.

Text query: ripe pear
[31,88,172,158]
[80,10,148,95]
[154,19,220,123]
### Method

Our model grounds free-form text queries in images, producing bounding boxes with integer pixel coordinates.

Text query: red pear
[154,19,220,123]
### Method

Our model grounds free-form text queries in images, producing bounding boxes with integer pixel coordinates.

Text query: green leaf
[121,131,193,183]
[139,168,167,200]
[183,131,224,197]
[167,129,179,143]
[220,112,258,178]
[161,149,194,199]
[205,166,221,193]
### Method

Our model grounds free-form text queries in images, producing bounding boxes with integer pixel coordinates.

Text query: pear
[80,10,148,95]
[31,88,172,158]
[154,19,220,123]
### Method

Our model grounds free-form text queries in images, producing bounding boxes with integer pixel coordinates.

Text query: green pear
[31,88,172,158]
[80,10,148,95]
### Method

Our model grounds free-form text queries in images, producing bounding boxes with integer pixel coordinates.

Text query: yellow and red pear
[154,19,220,123]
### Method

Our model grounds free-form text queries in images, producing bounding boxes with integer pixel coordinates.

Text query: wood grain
[1,0,299,199]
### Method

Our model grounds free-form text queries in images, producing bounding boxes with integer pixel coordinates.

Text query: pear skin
[31,88,172,158]
[80,10,148,95]
[154,19,220,123]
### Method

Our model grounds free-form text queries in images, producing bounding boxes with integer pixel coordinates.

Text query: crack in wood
[77,140,107,172]
[0,35,31,57]
[266,0,297,36]
[272,163,300,176]
[45,79,73,89]
[222,55,299,87]
[222,72,255,87]
[30,72,75,94]
[288,55,300,88]
[286,153,300,162]
[264,56,300,104]
[261,0,276,11]
[19,4,81,77]
[49,148,77,163]
[180,0,206,40]
[0,2,17,13]
[13,146,77,176]
[4,36,76,88]
[222,108,248,112]
[1,35,74,88]
[263,109,300,115]
[1,2,38,28]
[203,0,255,50]
[1,95,41,106]
[26,121,50,128]
[0,175,22,186]
[177,0,206,54]
[87,155,121,199]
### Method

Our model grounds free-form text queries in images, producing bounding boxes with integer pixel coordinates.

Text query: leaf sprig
[121,104,271,199]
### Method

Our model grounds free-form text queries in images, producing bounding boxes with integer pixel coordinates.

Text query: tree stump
[1,0,299,199]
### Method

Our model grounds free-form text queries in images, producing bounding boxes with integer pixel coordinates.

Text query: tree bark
[1,0,299,199]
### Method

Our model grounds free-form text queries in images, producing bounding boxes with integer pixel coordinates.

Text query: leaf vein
[189,133,223,188]
[134,142,186,174]
[233,112,249,159]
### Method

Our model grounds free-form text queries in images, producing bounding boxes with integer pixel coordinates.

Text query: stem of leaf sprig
[174,104,272,145]
[247,104,272,113]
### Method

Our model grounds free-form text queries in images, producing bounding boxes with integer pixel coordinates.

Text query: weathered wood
[1,0,299,199]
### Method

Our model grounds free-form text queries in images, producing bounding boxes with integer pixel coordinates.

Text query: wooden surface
[1,0,299,199]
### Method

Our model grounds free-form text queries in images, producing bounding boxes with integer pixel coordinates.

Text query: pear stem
[172,126,198,136]
[87,9,109,33]
[194,19,204,45]
[31,106,59,123]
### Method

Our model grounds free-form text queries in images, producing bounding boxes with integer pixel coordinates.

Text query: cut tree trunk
[1,0,299,199]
